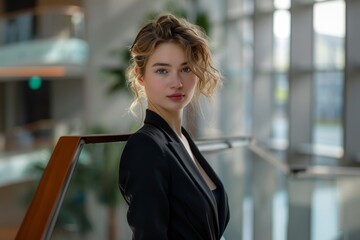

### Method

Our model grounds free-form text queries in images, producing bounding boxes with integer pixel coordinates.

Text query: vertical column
[344,0,360,163]
[252,3,274,142]
[287,1,314,239]
[252,1,275,239]
[288,3,314,153]
[340,0,360,239]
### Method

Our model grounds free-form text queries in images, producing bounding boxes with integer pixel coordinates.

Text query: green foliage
[195,12,210,35]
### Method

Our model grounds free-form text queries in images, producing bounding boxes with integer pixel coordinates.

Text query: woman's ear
[135,66,144,85]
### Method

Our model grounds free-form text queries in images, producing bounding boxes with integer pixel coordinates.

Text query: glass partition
[34,139,360,240]
[49,141,131,240]
[0,148,52,240]
[313,0,345,150]
[0,6,85,45]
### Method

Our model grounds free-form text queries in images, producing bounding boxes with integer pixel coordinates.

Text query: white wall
[83,0,165,133]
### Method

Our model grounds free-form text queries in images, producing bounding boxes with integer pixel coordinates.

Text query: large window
[272,4,290,145]
[313,0,345,147]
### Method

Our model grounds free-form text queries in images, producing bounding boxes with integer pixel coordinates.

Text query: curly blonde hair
[127,13,221,113]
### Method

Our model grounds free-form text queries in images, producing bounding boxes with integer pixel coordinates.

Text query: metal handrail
[248,140,360,178]
[196,135,252,153]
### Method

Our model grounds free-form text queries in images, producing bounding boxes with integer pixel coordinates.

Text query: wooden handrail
[15,134,131,240]
[15,134,250,239]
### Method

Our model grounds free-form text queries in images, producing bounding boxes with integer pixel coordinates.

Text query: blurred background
[1,0,360,239]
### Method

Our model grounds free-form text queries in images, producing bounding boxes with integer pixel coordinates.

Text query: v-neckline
[178,134,217,191]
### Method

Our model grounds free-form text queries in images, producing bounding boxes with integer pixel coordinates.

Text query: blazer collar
[144,109,182,143]
[144,109,221,235]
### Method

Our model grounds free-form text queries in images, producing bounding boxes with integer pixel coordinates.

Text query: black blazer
[119,109,230,240]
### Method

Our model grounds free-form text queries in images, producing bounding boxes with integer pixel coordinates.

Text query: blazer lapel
[168,142,220,227]
[185,133,229,232]
[144,109,221,235]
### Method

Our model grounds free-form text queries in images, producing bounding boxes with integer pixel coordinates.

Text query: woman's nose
[171,74,183,88]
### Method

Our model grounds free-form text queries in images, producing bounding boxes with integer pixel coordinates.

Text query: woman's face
[139,42,198,115]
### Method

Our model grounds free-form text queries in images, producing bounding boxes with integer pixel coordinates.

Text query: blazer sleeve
[119,132,170,239]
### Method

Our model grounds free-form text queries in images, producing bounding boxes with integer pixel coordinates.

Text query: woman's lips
[167,94,184,101]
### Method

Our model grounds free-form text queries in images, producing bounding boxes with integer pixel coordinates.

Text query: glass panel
[202,17,253,137]
[273,9,290,147]
[49,141,131,239]
[243,0,255,14]
[225,0,254,15]
[314,0,345,69]
[0,7,85,46]
[242,19,254,134]
[219,19,253,136]
[0,149,51,240]
[272,73,288,146]
[227,0,246,13]
[273,10,290,71]
[209,146,360,240]
[274,0,291,9]
[313,71,343,147]
[12,139,359,240]
[208,140,360,240]
[313,0,345,148]
[311,180,339,239]
[206,146,289,240]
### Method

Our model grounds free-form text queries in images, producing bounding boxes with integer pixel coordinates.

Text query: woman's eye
[182,67,192,73]
[155,69,168,74]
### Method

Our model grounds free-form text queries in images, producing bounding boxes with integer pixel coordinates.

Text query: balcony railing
[11,132,360,239]
[14,134,252,239]
[0,5,85,45]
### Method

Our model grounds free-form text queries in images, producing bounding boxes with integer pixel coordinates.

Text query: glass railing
[0,119,83,155]
[0,5,85,45]
[0,6,87,70]
[12,135,251,239]
[10,134,360,240]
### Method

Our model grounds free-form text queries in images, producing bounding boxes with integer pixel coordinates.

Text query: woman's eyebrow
[152,62,170,67]
[152,62,188,67]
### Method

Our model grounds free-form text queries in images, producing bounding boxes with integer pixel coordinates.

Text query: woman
[118,13,229,239]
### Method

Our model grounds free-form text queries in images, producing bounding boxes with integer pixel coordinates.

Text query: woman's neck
[148,106,183,136]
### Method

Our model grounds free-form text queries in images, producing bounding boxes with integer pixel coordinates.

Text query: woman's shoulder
[128,124,167,143]
[124,123,168,152]
[121,124,169,167]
